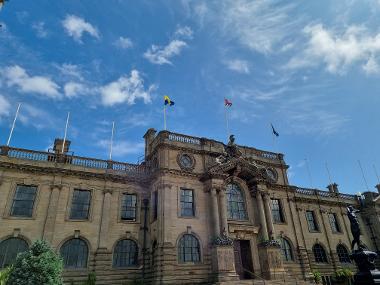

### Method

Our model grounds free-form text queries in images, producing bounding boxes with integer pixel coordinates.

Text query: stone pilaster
[43,184,62,243]
[218,188,228,234]
[98,189,113,249]
[260,185,275,239]
[210,188,221,236]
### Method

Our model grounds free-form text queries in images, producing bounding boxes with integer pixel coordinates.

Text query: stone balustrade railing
[0,146,150,176]
[167,133,201,145]
[295,187,357,201]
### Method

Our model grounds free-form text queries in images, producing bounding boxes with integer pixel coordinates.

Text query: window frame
[177,234,201,264]
[60,238,89,269]
[179,188,195,218]
[280,237,294,262]
[112,239,139,268]
[313,244,328,263]
[336,244,351,263]
[328,213,341,233]
[271,198,285,224]
[120,193,138,222]
[226,183,248,221]
[10,184,38,218]
[0,237,29,268]
[69,189,92,221]
[306,210,319,232]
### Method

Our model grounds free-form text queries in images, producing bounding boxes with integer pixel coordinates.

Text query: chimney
[143,128,156,158]
[53,138,71,154]
[376,184,380,194]
[327,183,339,193]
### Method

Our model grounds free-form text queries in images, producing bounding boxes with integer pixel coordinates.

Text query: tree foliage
[6,240,63,285]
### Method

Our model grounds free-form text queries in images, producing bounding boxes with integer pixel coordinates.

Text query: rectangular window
[11,185,37,217]
[271,199,284,223]
[306,210,318,231]
[180,189,195,217]
[328,213,341,233]
[153,191,158,220]
[70,190,91,220]
[121,194,137,221]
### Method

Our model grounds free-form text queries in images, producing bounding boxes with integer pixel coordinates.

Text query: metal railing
[0,146,150,177]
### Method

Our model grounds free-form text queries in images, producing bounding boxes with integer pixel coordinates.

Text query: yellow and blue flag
[164,95,175,106]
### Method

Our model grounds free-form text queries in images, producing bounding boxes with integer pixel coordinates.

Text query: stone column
[98,189,113,249]
[219,188,228,234]
[263,192,275,239]
[210,188,221,236]
[43,184,62,243]
[256,191,269,241]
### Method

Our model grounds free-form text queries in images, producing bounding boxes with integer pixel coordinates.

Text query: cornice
[294,196,357,207]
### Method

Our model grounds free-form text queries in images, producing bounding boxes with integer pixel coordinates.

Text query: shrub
[335,268,353,282]
[6,240,63,285]
[312,270,322,284]
[0,267,12,285]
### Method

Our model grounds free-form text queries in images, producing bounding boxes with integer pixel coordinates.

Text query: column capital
[103,188,113,195]
[50,184,62,191]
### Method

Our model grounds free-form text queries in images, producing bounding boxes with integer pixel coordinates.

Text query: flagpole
[109,121,115,161]
[61,112,70,154]
[6,103,21,146]
[373,164,380,184]
[163,105,167,131]
[325,162,333,185]
[305,158,314,188]
[358,160,370,191]
[224,104,230,139]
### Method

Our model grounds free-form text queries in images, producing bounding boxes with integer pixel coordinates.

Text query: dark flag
[271,123,279,137]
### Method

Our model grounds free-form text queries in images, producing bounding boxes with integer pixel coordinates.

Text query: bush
[6,240,63,285]
[0,267,12,285]
[335,268,353,282]
[312,270,322,284]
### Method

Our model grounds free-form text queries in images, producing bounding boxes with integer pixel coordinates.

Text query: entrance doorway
[233,240,254,279]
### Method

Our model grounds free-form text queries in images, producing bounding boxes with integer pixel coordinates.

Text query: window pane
[0,238,28,268]
[280,238,293,261]
[180,189,194,217]
[11,185,37,217]
[337,244,351,263]
[328,213,340,233]
[313,244,328,263]
[306,211,318,231]
[226,184,247,220]
[121,194,137,221]
[70,190,91,220]
[60,239,88,268]
[178,234,200,263]
[113,239,138,267]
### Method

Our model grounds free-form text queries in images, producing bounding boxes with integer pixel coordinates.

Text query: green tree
[7,240,63,285]
[0,267,12,285]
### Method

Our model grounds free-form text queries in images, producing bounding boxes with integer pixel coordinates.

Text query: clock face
[180,154,193,168]
[266,168,278,182]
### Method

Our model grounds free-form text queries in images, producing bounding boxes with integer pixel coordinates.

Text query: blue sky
[0,0,380,194]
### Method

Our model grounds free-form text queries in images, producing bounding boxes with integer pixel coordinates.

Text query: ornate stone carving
[177,152,196,171]
[258,239,281,248]
[212,231,234,246]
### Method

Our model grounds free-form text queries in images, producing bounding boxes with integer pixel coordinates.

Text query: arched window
[113,239,138,267]
[226,184,248,220]
[178,234,200,263]
[337,244,351,263]
[60,238,88,269]
[0,237,28,268]
[313,244,328,263]
[280,238,293,261]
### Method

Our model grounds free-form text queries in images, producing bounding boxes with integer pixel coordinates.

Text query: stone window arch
[113,239,138,267]
[226,183,248,220]
[60,238,89,269]
[280,237,294,261]
[313,243,328,263]
[336,244,351,263]
[178,234,200,263]
[0,237,29,268]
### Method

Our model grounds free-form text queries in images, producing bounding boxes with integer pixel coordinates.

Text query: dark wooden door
[233,240,254,279]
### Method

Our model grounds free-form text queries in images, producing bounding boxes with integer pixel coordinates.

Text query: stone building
[0,129,378,285]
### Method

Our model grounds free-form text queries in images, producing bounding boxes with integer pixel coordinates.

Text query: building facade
[0,129,379,285]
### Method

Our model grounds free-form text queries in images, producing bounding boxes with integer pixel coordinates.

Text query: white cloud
[144,40,187,65]
[2,65,60,98]
[175,26,194,39]
[224,59,250,74]
[0,95,11,118]
[363,57,380,74]
[287,24,380,74]
[62,15,99,43]
[98,139,145,157]
[100,70,154,106]
[64,82,90,98]
[114,36,133,49]
[57,64,83,80]
[32,21,48,38]
[18,104,57,130]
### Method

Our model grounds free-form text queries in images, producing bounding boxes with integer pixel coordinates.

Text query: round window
[180,154,193,169]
